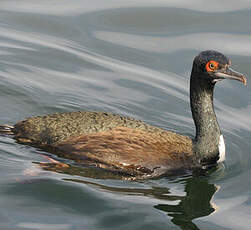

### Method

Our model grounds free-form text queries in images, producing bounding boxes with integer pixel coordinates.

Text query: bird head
[192,50,247,85]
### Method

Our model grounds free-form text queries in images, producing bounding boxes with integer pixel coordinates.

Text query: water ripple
[1,0,251,15]
[94,31,251,56]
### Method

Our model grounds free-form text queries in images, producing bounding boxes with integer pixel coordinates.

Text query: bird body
[13,112,195,177]
[0,50,247,179]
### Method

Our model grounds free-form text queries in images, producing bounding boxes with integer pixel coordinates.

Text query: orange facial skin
[205,60,219,72]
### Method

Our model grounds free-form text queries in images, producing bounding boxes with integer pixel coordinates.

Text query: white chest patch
[218,135,226,163]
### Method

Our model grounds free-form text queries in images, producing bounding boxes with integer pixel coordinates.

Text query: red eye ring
[206,61,219,72]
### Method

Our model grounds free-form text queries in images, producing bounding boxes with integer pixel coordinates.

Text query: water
[0,1,251,229]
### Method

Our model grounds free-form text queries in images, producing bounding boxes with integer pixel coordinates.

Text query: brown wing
[53,127,193,177]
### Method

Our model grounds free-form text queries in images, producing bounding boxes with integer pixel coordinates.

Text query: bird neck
[190,70,221,164]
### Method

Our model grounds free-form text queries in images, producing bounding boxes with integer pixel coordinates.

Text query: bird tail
[0,124,14,135]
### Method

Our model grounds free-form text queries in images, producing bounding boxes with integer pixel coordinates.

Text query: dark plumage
[0,50,247,179]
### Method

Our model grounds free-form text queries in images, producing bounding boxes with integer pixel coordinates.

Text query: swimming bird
[0,50,247,179]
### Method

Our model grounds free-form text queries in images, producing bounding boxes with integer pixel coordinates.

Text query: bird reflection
[154,177,217,230]
[37,162,217,230]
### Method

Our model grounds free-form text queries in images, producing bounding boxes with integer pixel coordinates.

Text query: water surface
[0,1,251,229]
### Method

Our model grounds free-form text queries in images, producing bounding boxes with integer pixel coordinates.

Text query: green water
[0,1,251,229]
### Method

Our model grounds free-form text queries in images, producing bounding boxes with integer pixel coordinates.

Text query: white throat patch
[218,135,225,163]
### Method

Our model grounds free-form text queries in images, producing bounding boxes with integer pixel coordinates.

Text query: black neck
[190,69,221,164]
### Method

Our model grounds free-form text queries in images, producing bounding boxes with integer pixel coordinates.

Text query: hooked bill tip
[242,75,247,86]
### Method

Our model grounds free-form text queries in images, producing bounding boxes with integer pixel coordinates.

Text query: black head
[192,50,247,85]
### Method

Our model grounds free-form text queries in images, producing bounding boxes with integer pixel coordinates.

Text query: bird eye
[209,63,215,69]
[206,61,218,72]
